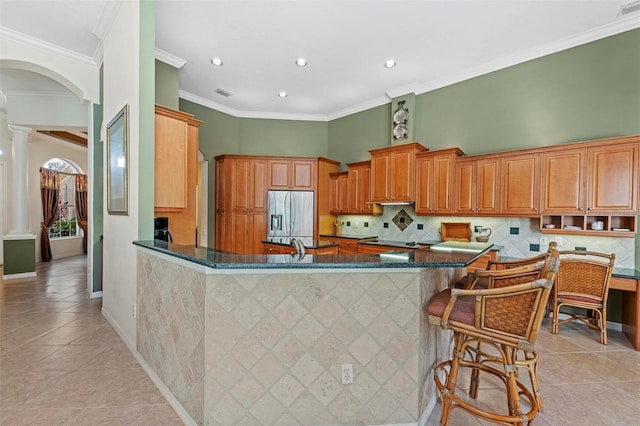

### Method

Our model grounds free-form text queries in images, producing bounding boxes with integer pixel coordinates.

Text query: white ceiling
[1,0,639,121]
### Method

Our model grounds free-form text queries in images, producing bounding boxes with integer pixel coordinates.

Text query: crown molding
[0,26,97,66]
[93,0,121,41]
[327,95,391,121]
[413,14,640,96]
[385,87,417,100]
[155,49,187,69]
[179,90,329,122]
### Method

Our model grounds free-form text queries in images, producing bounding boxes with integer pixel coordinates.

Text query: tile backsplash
[337,205,636,269]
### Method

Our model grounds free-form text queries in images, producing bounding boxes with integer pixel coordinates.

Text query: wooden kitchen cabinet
[263,242,295,254]
[500,153,540,216]
[356,244,415,254]
[369,143,428,203]
[268,158,316,190]
[542,143,638,215]
[154,105,202,245]
[329,172,348,214]
[321,236,360,254]
[540,140,638,237]
[215,155,268,254]
[415,148,463,215]
[216,155,339,253]
[454,157,500,215]
[346,161,382,215]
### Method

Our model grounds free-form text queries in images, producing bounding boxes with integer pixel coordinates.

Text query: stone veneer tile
[251,352,285,388]
[290,353,324,387]
[230,373,266,410]
[271,373,305,407]
[348,293,382,327]
[309,370,342,406]
[310,295,345,328]
[348,333,381,365]
[249,393,286,425]
[140,258,454,425]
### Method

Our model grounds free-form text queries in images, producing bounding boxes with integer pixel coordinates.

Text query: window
[43,158,81,239]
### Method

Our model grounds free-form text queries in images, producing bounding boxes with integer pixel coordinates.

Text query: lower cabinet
[466,251,499,273]
[356,245,415,254]
[321,237,359,254]
[262,243,339,255]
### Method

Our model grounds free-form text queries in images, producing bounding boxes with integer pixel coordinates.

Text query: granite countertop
[262,238,338,249]
[134,240,491,270]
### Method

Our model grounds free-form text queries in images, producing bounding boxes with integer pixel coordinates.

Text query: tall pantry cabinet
[154,105,202,245]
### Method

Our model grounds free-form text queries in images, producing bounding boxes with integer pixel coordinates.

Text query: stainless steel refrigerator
[267,190,314,243]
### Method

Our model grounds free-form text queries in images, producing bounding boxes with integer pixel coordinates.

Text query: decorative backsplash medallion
[392,209,413,231]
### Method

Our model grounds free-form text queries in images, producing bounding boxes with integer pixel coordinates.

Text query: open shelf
[540,215,637,238]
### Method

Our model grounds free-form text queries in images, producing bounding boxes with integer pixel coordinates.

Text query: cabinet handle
[533,208,538,212]
[578,207,584,211]
[587,207,593,211]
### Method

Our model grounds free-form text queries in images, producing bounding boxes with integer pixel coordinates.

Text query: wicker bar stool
[455,243,555,290]
[426,249,559,425]
[551,250,615,344]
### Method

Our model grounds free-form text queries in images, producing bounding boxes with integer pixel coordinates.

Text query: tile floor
[1,255,639,425]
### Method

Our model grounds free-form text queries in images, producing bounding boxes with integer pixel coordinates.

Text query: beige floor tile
[29,369,118,409]
[0,370,69,409]
[33,344,106,371]
[0,344,63,379]
[27,325,92,346]
[0,408,82,425]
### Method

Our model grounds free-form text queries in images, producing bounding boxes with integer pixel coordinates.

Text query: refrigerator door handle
[270,214,283,231]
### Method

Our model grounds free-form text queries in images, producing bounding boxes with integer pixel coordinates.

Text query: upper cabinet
[454,157,500,216]
[346,161,382,215]
[369,143,428,203]
[268,159,316,190]
[415,148,463,215]
[542,143,638,215]
[329,171,348,214]
[500,153,540,216]
[154,105,202,245]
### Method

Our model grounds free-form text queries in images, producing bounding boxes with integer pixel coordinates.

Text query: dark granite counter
[319,233,377,240]
[133,239,490,270]
[613,268,640,280]
[262,237,338,249]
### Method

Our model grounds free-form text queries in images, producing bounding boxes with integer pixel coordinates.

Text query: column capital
[8,125,33,136]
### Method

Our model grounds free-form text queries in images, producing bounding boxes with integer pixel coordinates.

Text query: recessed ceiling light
[210,57,223,66]
[295,58,307,67]
[385,59,396,68]
[278,91,288,98]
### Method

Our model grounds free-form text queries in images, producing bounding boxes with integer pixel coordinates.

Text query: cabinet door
[347,167,360,213]
[455,161,476,214]
[391,150,414,201]
[251,159,268,211]
[268,160,291,189]
[155,112,188,209]
[501,154,539,216]
[232,158,251,211]
[588,144,638,213]
[416,156,434,214]
[477,159,500,215]
[541,149,585,213]
[360,165,374,214]
[337,174,349,212]
[329,174,340,214]
[370,153,391,202]
[433,155,455,214]
[291,160,316,190]
[251,213,267,254]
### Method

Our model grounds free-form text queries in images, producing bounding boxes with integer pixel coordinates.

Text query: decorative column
[2,124,36,279]
[8,125,32,235]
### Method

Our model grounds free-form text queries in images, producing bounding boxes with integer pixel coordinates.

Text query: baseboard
[3,271,36,280]
[101,307,196,426]
[89,290,103,299]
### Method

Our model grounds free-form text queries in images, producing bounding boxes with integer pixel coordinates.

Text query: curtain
[40,168,60,262]
[75,174,89,254]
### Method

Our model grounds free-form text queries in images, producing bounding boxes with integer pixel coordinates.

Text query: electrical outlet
[555,236,563,246]
[132,304,137,318]
[539,236,549,246]
[341,364,353,384]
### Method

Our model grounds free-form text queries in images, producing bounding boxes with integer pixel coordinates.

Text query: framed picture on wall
[106,104,129,215]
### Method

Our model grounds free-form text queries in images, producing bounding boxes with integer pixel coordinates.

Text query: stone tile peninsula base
[136,248,462,425]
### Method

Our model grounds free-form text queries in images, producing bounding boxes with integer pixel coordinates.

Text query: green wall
[3,239,35,275]
[91,66,104,292]
[412,29,640,155]
[328,104,390,170]
[138,0,155,240]
[238,118,328,157]
[155,60,179,110]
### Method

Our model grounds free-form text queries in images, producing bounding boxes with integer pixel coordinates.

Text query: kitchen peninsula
[133,240,491,425]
